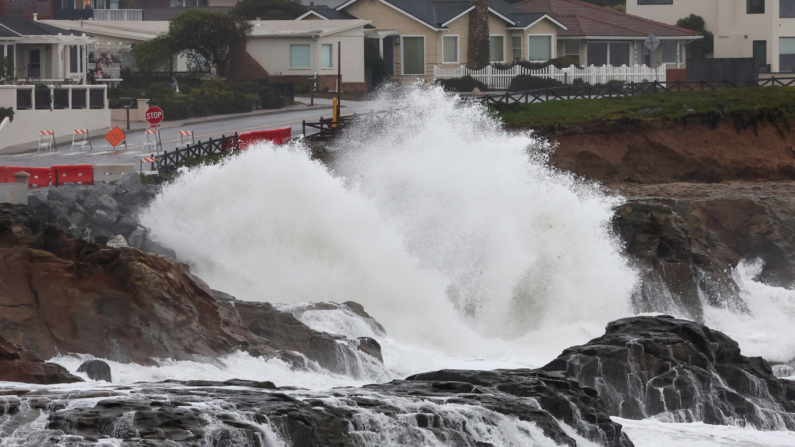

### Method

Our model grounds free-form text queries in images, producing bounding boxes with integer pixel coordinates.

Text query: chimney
[33,13,38,21]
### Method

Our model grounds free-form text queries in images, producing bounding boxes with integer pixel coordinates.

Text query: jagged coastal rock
[0,336,82,385]
[543,315,795,430]
[77,360,112,383]
[0,207,383,376]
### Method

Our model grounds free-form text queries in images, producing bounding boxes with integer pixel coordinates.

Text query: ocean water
[23,83,795,445]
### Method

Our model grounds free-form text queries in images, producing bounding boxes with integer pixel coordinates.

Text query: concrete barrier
[0,171,29,205]
[94,164,135,184]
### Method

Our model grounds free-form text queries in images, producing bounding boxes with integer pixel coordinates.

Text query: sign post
[145,106,164,128]
[644,34,661,81]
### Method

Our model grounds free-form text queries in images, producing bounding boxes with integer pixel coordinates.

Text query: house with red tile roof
[515,0,701,68]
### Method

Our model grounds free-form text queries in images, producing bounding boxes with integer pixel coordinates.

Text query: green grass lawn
[494,86,795,134]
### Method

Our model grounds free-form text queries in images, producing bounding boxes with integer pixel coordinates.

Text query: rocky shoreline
[2,173,795,446]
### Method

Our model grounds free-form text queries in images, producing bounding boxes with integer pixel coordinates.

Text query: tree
[168,10,252,76]
[676,14,714,59]
[133,34,175,73]
[0,55,16,85]
[230,0,307,20]
[467,0,490,69]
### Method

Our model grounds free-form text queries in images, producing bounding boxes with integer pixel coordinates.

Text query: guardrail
[157,133,238,171]
[469,76,795,105]
[435,64,667,89]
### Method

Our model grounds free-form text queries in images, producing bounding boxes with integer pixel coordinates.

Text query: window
[290,44,311,69]
[402,36,425,75]
[512,35,522,60]
[661,41,679,63]
[747,0,765,13]
[753,40,767,69]
[489,35,505,62]
[586,42,631,66]
[321,44,333,69]
[638,0,672,4]
[528,35,551,61]
[782,0,795,17]
[69,45,83,74]
[443,35,459,63]
[560,40,580,64]
[780,37,795,72]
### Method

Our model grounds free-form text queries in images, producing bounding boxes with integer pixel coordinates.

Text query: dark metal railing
[469,76,795,105]
[157,133,239,171]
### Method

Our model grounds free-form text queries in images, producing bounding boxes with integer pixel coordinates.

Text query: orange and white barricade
[143,129,163,153]
[37,130,56,152]
[71,129,93,151]
[140,156,158,174]
[176,130,194,149]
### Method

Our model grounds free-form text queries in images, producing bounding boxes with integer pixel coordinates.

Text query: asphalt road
[0,98,378,169]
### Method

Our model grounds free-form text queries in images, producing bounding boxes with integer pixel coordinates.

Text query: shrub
[508,75,562,92]
[0,107,13,122]
[436,75,487,92]
[259,87,283,109]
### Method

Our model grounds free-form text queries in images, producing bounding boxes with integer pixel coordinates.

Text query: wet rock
[127,227,146,249]
[44,199,69,217]
[212,289,237,302]
[114,172,146,197]
[542,315,795,430]
[77,360,112,382]
[141,238,177,258]
[282,301,387,337]
[113,216,139,238]
[28,190,47,207]
[68,212,85,226]
[81,192,118,214]
[47,185,79,203]
[0,336,83,384]
[91,209,117,227]
[613,201,744,320]
[357,337,383,362]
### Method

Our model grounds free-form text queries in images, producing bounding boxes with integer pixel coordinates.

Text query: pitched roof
[0,16,77,37]
[43,20,168,41]
[298,5,360,20]
[335,0,564,30]
[248,19,370,36]
[515,0,700,38]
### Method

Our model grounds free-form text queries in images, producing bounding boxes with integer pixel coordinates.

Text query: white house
[627,0,795,73]
[243,19,370,92]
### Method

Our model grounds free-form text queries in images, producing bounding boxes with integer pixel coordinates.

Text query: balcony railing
[5,85,108,111]
[93,9,142,20]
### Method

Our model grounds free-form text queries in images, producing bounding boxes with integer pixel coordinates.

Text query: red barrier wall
[7,166,50,187]
[0,166,7,183]
[51,165,94,185]
[238,127,292,149]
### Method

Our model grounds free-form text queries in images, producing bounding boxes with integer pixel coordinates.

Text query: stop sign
[145,106,164,127]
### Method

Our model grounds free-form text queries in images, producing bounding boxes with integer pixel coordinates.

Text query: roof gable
[336,0,562,30]
[0,17,76,37]
[515,0,700,38]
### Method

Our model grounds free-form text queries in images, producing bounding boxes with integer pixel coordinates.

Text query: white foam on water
[50,351,373,389]
[615,417,795,447]
[140,83,636,365]
[702,260,795,362]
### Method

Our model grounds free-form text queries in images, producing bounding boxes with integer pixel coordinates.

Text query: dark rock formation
[616,182,795,290]
[543,315,795,430]
[1,369,633,447]
[77,360,112,382]
[0,207,384,380]
[0,336,82,384]
[613,201,744,320]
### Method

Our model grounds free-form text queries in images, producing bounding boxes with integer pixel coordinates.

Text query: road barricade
[51,164,94,186]
[7,166,50,187]
[0,166,7,183]
[237,127,292,149]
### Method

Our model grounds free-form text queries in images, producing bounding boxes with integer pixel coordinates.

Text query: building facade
[627,0,795,72]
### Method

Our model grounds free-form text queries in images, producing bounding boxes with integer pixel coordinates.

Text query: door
[383,36,395,76]
[27,49,41,79]
[753,40,767,72]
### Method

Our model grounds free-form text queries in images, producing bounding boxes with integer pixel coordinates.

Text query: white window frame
[489,34,506,63]
[1,44,14,59]
[320,43,333,69]
[511,34,523,60]
[401,35,426,75]
[289,44,311,70]
[527,34,554,62]
[442,34,459,64]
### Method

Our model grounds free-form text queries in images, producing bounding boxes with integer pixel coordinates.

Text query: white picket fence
[433,64,667,89]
